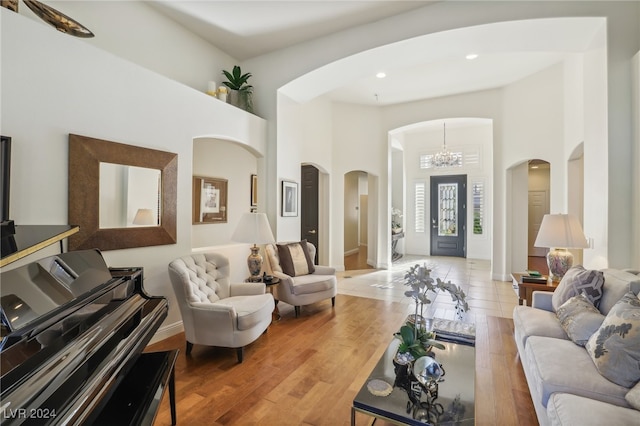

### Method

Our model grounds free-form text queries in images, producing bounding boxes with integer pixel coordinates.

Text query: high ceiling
[151,1,603,106]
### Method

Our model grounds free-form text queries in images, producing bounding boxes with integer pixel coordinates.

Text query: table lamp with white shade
[231,212,275,280]
[534,213,589,281]
[132,208,156,226]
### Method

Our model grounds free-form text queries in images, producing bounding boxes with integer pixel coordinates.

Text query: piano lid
[0,249,113,336]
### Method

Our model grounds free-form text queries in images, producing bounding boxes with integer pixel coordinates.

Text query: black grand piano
[0,249,176,425]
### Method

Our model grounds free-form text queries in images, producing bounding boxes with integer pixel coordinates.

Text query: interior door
[528,190,548,257]
[301,165,319,263]
[430,175,467,257]
[359,194,368,246]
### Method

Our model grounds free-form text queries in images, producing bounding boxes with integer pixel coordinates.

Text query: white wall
[34,1,238,96]
[0,10,266,341]
[581,26,609,269]
[331,103,386,268]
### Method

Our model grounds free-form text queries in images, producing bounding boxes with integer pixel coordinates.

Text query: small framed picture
[281,180,298,217]
[251,174,258,207]
[193,176,228,223]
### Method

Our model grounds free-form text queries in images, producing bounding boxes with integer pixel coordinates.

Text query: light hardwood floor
[147,255,537,425]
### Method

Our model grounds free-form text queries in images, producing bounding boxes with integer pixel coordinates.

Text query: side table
[511,272,558,307]
[245,276,281,321]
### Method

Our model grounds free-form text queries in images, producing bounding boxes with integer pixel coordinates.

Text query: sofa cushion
[586,291,640,388]
[547,393,640,426]
[513,305,568,351]
[217,294,274,331]
[290,273,335,295]
[277,240,315,277]
[552,266,604,312]
[525,336,630,408]
[598,269,640,315]
[626,381,640,410]
[556,292,605,346]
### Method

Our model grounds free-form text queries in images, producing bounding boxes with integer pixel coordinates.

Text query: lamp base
[546,248,573,282]
[247,245,263,278]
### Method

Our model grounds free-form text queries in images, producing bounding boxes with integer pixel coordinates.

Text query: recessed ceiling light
[376,72,386,79]
[466,53,479,60]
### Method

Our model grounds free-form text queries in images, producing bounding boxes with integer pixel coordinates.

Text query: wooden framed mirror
[68,134,177,251]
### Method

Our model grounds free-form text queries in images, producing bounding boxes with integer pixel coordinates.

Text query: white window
[414,182,426,233]
[472,181,484,235]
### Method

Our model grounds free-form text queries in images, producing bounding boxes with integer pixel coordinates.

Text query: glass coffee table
[352,336,475,425]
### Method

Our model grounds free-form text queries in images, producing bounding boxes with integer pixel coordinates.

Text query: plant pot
[227,89,253,113]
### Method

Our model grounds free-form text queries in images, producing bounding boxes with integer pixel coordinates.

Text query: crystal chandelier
[432,123,461,168]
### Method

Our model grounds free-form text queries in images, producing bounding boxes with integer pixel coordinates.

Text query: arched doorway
[344,170,374,270]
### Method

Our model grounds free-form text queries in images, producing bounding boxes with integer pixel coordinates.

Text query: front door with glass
[430,175,467,257]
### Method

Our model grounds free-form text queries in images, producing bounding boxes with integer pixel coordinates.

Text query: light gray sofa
[513,268,640,425]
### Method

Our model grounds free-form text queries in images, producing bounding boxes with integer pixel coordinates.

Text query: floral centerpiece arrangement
[394,264,469,363]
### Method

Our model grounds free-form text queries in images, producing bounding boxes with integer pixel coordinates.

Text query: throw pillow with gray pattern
[552,265,604,312]
[556,292,605,346]
[586,292,640,388]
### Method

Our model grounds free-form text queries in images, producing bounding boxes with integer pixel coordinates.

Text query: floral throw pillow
[586,292,640,388]
[552,266,604,312]
[556,292,605,346]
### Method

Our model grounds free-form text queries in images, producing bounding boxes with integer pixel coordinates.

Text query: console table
[391,231,404,261]
[511,272,558,306]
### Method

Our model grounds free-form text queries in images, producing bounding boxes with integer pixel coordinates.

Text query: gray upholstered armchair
[168,252,274,363]
[264,241,337,317]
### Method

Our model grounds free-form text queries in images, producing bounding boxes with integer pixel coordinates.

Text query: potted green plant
[221,65,253,112]
[394,323,444,363]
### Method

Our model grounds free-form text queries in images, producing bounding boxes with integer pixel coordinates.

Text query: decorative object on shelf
[192,176,228,224]
[221,65,253,112]
[23,0,94,38]
[1,0,18,12]
[217,86,228,102]
[281,180,298,217]
[534,213,589,281]
[432,123,461,168]
[232,212,275,279]
[391,207,403,234]
[251,174,258,207]
[206,81,217,97]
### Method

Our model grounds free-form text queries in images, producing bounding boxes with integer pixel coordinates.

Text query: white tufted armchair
[168,252,274,363]
[264,241,337,318]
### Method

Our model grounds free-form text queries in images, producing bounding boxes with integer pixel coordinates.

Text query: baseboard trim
[150,320,183,345]
[344,248,360,256]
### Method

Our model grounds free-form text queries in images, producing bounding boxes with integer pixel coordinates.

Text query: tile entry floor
[337,254,519,322]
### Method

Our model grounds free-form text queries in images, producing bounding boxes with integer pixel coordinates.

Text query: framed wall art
[193,176,227,223]
[281,180,298,217]
[251,174,258,207]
